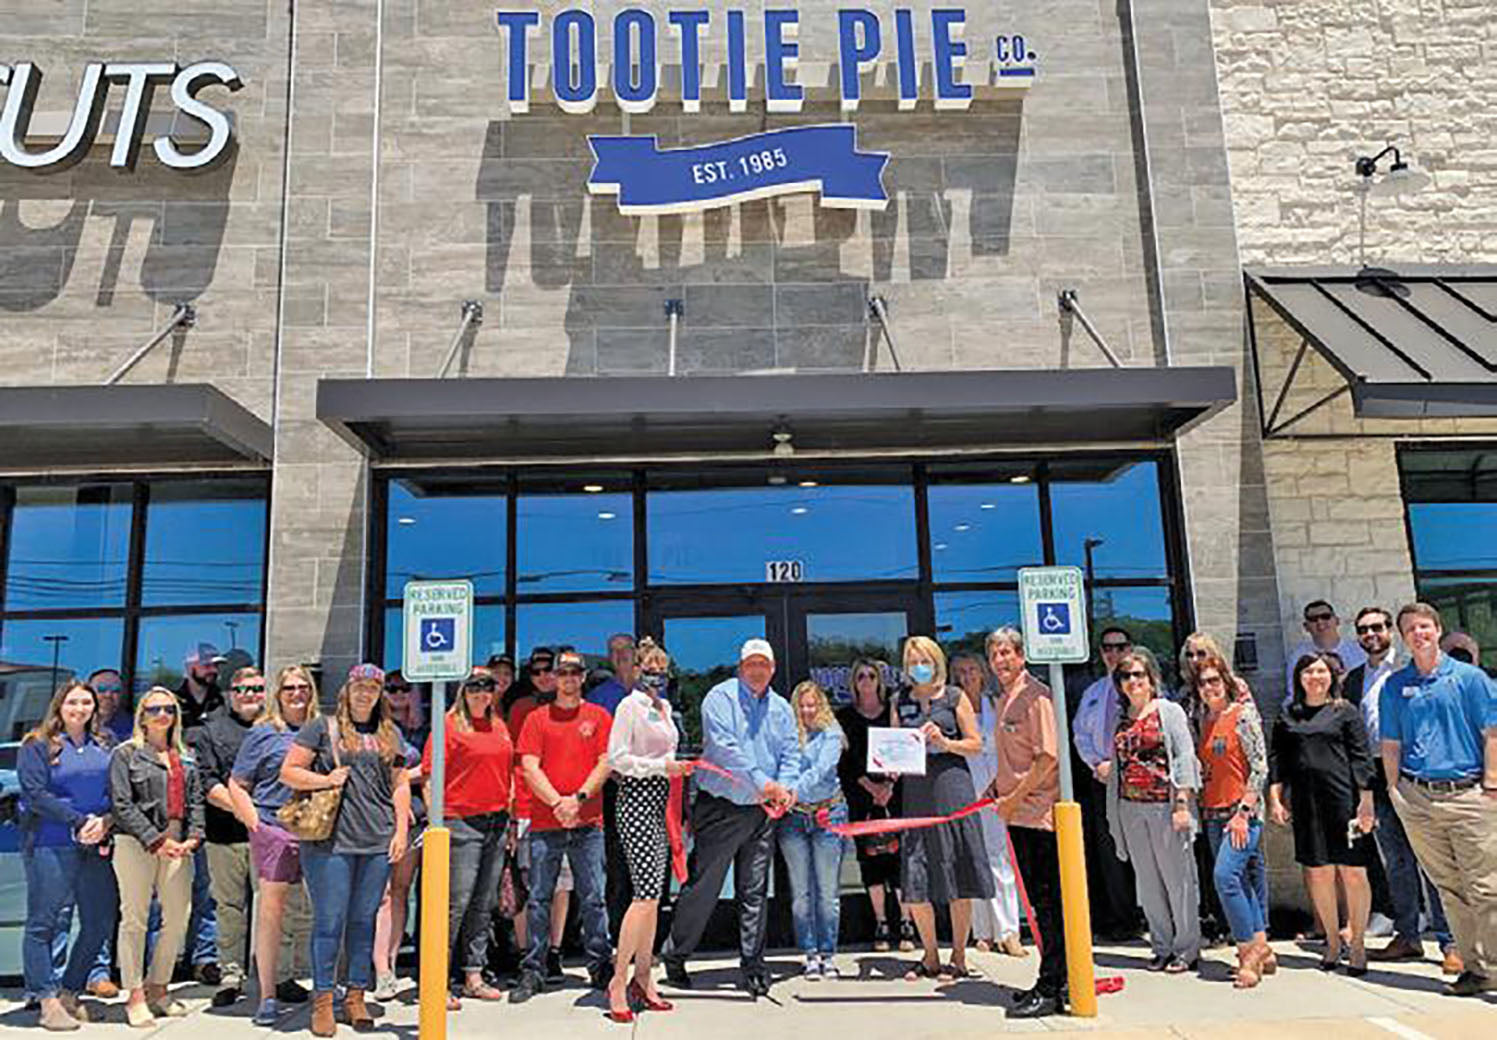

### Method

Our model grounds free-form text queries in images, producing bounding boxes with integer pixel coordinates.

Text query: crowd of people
[15,599,1497,1030]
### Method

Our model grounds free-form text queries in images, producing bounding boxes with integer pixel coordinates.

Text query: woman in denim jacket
[109,686,207,1028]
[780,680,850,980]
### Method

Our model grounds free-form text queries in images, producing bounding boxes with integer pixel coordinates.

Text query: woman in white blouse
[604,638,693,1021]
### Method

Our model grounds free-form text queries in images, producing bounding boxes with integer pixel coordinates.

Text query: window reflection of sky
[664,615,766,673]
[927,483,1043,583]
[515,601,634,660]
[517,493,633,593]
[387,482,507,596]
[143,480,267,606]
[1051,462,1168,579]
[648,486,917,584]
[1409,503,1497,570]
[135,613,263,693]
[5,485,132,610]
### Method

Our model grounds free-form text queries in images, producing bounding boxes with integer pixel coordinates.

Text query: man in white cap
[662,638,797,998]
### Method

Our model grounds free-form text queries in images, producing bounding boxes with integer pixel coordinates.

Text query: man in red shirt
[510,650,614,1003]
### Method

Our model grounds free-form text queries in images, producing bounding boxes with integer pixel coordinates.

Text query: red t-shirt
[516,701,612,831]
[422,716,513,820]
[506,696,538,821]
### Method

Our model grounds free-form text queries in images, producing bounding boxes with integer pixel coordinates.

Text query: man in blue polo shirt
[1380,602,1497,998]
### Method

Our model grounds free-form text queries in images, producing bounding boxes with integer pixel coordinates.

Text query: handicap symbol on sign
[421,617,456,652]
[1038,603,1072,635]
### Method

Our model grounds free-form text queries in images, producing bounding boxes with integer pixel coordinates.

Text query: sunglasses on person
[282,682,312,693]
[463,677,497,692]
[142,704,178,717]
[93,683,124,695]
[1185,649,1209,659]
[1355,622,1387,635]
[556,666,584,678]
[1117,669,1149,681]
[1305,611,1335,623]
[384,682,413,694]
[233,683,266,694]
[1101,641,1131,651]
[530,665,553,675]
[1198,673,1226,687]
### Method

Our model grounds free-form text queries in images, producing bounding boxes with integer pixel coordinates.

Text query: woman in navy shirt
[19,680,118,1031]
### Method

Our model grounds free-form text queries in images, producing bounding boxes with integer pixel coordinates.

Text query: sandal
[903,960,942,982]
[944,962,981,979]
[461,982,503,1001]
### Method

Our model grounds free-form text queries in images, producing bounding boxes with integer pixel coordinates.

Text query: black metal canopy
[316,367,1237,463]
[1246,266,1497,432]
[0,384,273,471]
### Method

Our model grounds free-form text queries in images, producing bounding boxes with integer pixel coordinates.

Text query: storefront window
[382,604,507,674]
[143,479,267,606]
[647,481,917,585]
[386,478,507,597]
[1050,460,1168,580]
[926,473,1043,584]
[1400,447,1497,669]
[514,600,634,662]
[0,476,269,736]
[0,617,125,741]
[934,591,1021,657]
[4,484,132,609]
[516,491,633,594]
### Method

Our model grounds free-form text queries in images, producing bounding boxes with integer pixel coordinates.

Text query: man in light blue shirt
[663,639,797,998]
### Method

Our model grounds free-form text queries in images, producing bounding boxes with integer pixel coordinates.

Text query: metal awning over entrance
[316,367,1236,463]
[0,384,273,472]
[1245,266,1497,434]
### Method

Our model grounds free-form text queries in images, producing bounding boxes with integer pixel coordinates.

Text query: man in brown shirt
[985,626,1066,1018]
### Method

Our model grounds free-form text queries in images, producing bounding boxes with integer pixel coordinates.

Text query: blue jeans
[184,843,218,965]
[448,814,508,973]
[23,846,119,998]
[1374,786,1453,948]
[523,827,611,976]
[1204,817,1268,943]
[300,847,392,994]
[778,809,846,955]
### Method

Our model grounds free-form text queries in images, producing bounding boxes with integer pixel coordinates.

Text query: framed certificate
[867,726,926,776]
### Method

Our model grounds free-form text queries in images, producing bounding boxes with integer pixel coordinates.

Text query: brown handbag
[277,716,343,841]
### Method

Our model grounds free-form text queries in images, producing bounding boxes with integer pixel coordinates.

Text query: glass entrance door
[788,591,925,704]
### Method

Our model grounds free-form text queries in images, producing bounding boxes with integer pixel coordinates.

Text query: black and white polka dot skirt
[617,774,671,900]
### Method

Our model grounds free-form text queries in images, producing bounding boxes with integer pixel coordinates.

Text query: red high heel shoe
[628,979,674,1012]
[606,1008,635,1024]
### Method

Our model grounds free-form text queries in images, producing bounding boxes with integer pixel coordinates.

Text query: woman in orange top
[1192,653,1272,987]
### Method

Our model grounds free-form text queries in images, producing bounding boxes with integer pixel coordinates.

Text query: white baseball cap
[739,638,775,664]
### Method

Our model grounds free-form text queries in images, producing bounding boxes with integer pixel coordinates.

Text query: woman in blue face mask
[890,636,994,982]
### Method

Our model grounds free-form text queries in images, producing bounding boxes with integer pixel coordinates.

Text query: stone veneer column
[264,0,382,681]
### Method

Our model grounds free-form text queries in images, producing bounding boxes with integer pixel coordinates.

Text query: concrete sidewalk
[2,940,1492,1039]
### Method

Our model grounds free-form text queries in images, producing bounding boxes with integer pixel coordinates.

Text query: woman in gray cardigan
[1106,649,1204,974]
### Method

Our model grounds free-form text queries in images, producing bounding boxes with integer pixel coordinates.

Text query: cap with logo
[556,650,587,674]
[739,638,775,664]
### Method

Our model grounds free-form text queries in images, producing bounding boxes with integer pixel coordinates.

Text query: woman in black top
[890,636,993,982]
[835,659,913,952]
[1267,651,1376,974]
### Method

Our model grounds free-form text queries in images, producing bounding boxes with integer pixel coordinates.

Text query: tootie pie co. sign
[495,7,1037,215]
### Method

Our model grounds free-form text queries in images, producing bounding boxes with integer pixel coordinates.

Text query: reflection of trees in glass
[673,665,736,750]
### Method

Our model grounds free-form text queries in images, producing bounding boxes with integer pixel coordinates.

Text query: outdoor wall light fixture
[771,425,795,458]
[1351,143,1430,293]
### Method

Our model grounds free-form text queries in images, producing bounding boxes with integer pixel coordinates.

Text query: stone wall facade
[1209,0,1497,677]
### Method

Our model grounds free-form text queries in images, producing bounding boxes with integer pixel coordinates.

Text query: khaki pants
[113,834,193,990]
[208,841,313,985]
[1393,779,1497,977]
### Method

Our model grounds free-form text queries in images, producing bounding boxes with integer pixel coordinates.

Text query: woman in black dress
[835,660,914,952]
[1267,651,1376,974]
[890,636,993,981]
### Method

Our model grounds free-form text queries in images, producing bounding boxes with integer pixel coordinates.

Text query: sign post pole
[403,580,473,1040]
[1018,567,1097,1018]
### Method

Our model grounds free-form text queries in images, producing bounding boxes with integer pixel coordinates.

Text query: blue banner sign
[588,124,889,215]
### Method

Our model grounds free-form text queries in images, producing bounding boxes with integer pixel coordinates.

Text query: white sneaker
[372,973,400,1001]
[1367,913,1396,939]
[802,956,822,980]
[820,959,841,980]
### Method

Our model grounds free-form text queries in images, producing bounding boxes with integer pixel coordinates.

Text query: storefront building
[1,0,1492,946]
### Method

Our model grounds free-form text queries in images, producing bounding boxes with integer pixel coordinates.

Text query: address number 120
[765,560,804,583]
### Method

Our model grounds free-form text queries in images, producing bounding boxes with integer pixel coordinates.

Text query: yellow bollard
[1054,801,1097,1017]
[419,826,451,1040]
